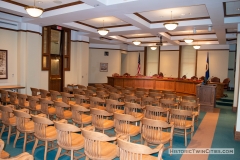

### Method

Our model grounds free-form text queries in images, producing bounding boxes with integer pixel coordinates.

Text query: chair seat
[97,141,118,158]
[130,112,143,119]
[21,101,29,108]
[142,154,160,160]
[69,101,75,105]
[48,107,56,115]
[45,126,57,140]
[96,105,106,110]
[0,150,10,159]
[81,114,92,124]
[174,120,192,129]
[3,116,16,125]
[143,130,171,144]
[70,133,84,149]
[129,124,140,136]
[81,103,90,109]
[24,121,35,132]
[63,110,72,119]
[34,104,41,111]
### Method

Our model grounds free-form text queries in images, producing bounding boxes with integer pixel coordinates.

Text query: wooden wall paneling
[155,81,165,90]
[143,80,155,89]
[124,79,134,87]
[114,78,124,87]
[107,77,114,86]
[164,81,175,91]
[175,82,185,93]
[184,82,195,94]
[134,79,144,88]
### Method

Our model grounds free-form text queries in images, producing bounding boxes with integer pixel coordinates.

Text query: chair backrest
[191,76,198,80]
[54,101,70,119]
[0,105,14,124]
[117,138,163,159]
[8,91,18,105]
[159,99,177,109]
[84,90,95,97]
[144,105,168,120]
[124,102,143,117]
[39,89,49,98]
[109,93,122,100]
[169,109,194,128]
[49,90,61,101]
[135,91,145,98]
[60,92,72,104]
[149,89,161,93]
[31,114,54,139]
[73,89,85,95]
[179,101,198,111]
[81,128,117,159]
[13,109,31,131]
[74,94,88,105]
[199,76,205,81]
[112,73,120,77]
[87,86,97,92]
[27,95,39,111]
[63,87,69,93]
[90,108,113,128]
[141,97,155,106]
[77,85,87,90]
[105,99,122,113]
[71,104,90,124]
[30,87,39,96]
[162,90,175,94]
[211,77,220,82]
[114,112,140,135]
[54,121,80,147]
[89,97,105,108]
[124,95,138,103]
[17,93,28,108]
[148,92,162,99]
[164,93,177,101]
[95,84,104,88]
[181,95,198,103]
[141,117,174,143]
[96,91,108,99]
[223,78,230,89]
[39,98,54,114]
[123,73,130,76]
[159,72,164,77]
[0,90,8,102]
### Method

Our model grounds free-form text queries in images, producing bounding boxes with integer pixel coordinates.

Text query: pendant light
[150,46,157,50]
[132,40,141,45]
[184,38,193,43]
[163,11,178,30]
[25,0,44,18]
[193,45,201,49]
[97,20,109,36]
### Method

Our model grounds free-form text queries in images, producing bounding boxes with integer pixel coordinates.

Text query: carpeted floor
[2,91,240,160]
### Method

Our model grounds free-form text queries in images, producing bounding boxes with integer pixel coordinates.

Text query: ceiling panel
[225,1,240,16]
[169,29,215,36]
[138,5,209,22]
[226,28,238,33]
[121,33,154,38]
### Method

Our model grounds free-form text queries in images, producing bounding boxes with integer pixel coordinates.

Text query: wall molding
[198,49,229,51]
[232,106,237,112]
[234,125,240,141]
[0,27,42,35]
[71,40,89,43]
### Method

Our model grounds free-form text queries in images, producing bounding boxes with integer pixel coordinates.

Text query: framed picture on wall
[100,63,108,72]
[0,50,7,79]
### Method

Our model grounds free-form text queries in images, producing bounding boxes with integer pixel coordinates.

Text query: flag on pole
[137,53,141,74]
[205,52,210,81]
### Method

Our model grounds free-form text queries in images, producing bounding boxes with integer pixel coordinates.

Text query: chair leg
[13,130,20,148]
[23,132,27,152]
[7,126,12,144]
[71,149,74,160]
[32,138,39,155]
[55,147,62,160]
[0,124,5,138]
[184,129,187,147]
[85,156,89,160]
[44,141,48,160]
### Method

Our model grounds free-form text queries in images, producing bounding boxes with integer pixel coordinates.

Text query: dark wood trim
[99,37,113,41]
[179,39,218,42]
[158,46,160,74]
[161,50,179,51]
[232,107,237,113]
[225,14,240,17]
[144,47,147,76]
[2,0,27,7]
[0,49,8,79]
[75,21,132,29]
[178,46,182,78]
[45,1,84,11]
[173,33,215,36]
[120,36,156,39]
[119,35,127,39]
[127,50,144,52]
[165,32,172,36]
[0,27,42,35]
[229,50,236,52]
[134,13,151,23]
[195,50,198,76]
[0,11,22,17]
[198,49,229,51]
[227,38,237,41]
[71,40,89,43]
[89,47,121,51]
[223,2,227,17]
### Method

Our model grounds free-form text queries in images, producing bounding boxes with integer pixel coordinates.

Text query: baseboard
[234,126,240,141]
[232,106,237,113]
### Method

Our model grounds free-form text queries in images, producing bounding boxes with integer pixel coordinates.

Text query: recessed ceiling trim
[169,33,216,36]
[75,21,132,29]
[0,11,23,17]
[223,2,240,17]
[45,1,84,11]
[119,35,156,39]
[2,0,27,7]
[133,13,151,23]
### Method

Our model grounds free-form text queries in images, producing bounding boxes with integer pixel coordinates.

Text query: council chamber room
[0,0,239,160]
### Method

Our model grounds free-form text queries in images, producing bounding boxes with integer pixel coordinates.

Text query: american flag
[137,53,140,74]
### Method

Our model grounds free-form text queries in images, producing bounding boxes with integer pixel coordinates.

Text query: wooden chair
[222,78,230,90]
[114,112,141,141]
[148,92,162,102]
[17,93,29,109]
[123,73,130,77]
[141,118,174,153]
[96,90,109,99]
[124,95,140,104]
[149,89,161,93]
[8,92,18,108]
[54,101,72,120]
[0,90,10,105]
[159,99,178,110]
[199,76,205,81]
[63,87,69,93]
[39,98,56,119]
[159,72,164,77]
[95,84,104,88]
[27,95,41,114]
[164,93,177,101]
[106,99,124,114]
[90,108,114,133]
[124,102,144,119]
[169,109,195,146]
[141,96,157,106]
[60,92,75,105]
[72,88,85,95]
[181,95,199,102]
[49,90,62,102]
[39,89,50,99]
[70,104,92,128]
[117,137,164,160]
[191,76,198,80]
[89,97,105,110]
[210,77,220,83]
[144,105,169,122]
[179,101,200,123]
[81,127,118,160]
[0,105,16,144]
[112,73,120,77]
[87,86,97,92]
[30,87,41,98]
[77,85,87,91]
[135,91,146,99]
[0,139,34,160]
[84,90,96,97]
[31,114,57,160]
[109,93,123,101]
[122,89,134,96]
[74,94,90,108]
[54,120,84,160]
[13,109,34,152]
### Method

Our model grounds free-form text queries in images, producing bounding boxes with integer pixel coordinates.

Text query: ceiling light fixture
[208,25,212,32]
[193,45,201,49]
[132,40,141,45]
[97,20,109,36]
[25,0,44,18]
[184,38,194,43]
[156,36,163,46]
[150,46,157,50]
[163,11,178,30]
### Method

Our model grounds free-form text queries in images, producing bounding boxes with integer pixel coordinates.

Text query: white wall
[89,48,121,83]
[197,50,229,82]
[180,46,196,78]
[146,47,158,76]
[160,51,179,77]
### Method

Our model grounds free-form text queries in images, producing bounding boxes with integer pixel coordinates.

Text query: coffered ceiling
[0,0,239,46]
